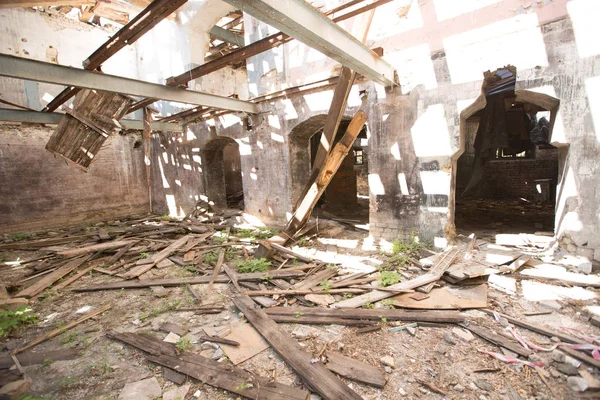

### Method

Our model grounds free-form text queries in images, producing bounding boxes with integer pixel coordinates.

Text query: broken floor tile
[163,383,190,400]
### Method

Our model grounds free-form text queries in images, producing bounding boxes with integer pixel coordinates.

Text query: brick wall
[457,147,558,200]
[0,125,148,234]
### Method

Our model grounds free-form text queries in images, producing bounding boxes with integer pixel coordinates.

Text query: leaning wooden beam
[208,228,230,290]
[72,270,306,292]
[247,288,367,296]
[281,110,367,240]
[42,0,188,112]
[233,295,363,400]
[265,306,466,323]
[332,246,461,308]
[13,304,112,355]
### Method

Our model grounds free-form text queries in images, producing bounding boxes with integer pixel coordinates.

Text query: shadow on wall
[150,132,204,217]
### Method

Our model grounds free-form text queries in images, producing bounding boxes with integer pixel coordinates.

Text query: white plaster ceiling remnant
[181,0,237,66]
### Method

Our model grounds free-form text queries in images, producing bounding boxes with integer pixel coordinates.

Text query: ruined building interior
[1,0,600,399]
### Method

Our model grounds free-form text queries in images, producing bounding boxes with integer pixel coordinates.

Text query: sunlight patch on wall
[411,104,453,157]
[271,132,284,143]
[368,174,385,195]
[419,170,450,195]
[457,98,478,115]
[219,114,242,129]
[585,76,600,143]
[568,0,600,58]
[398,173,410,195]
[237,137,252,155]
[444,14,548,84]
[390,142,402,160]
[433,0,501,21]
[282,98,298,120]
[385,44,437,94]
[303,90,334,112]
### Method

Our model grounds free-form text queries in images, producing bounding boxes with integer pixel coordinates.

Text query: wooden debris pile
[2,216,600,398]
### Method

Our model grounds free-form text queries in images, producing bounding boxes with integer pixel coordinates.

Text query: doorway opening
[289,116,369,225]
[202,137,244,210]
[452,67,560,237]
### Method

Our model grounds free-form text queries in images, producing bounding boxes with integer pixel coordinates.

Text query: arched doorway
[449,68,562,237]
[202,137,243,209]
[289,116,369,223]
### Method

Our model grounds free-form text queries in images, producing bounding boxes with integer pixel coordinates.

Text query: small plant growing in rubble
[296,237,309,247]
[379,316,388,327]
[255,228,276,240]
[214,236,228,245]
[235,258,271,273]
[236,228,256,238]
[320,280,332,292]
[363,302,375,309]
[0,306,37,337]
[138,252,149,259]
[379,271,401,287]
[203,251,219,265]
[295,312,304,318]
[381,299,395,308]
[8,233,28,242]
[176,337,192,353]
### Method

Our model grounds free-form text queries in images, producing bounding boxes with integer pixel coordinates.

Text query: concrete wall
[0,125,148,234]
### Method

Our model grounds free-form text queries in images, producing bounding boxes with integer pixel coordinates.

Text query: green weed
[138,252,149,259]
[203,251,219,265]
[235,258,271,273]
[176,337,192,353]
[0,307,37,337]
[379,271,401,287]
[42,358,53,367]
[320,280,332,292]
[8,233,29,241]
[295,312,304,318]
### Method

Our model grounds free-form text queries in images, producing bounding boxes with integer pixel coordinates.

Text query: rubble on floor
[0,212,600,399]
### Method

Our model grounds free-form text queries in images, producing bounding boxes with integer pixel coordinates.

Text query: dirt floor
[0,215,599,400]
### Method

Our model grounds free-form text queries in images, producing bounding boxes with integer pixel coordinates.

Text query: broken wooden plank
[53,257,107,290]
[459,323,533,358]
[559,346,600,369]
[272,315,374,326]
[123,235,192,279]
[325,352,386,388]
[481,309,583,344]
[333,246,461,308]
[73,270,306,292]
[266,307,465,323]
[292,267,337,290]
[163,367,187,385]
[208,227,230,290]
[15,255,90,298]
[105,240,139,269]
[270,243,314,263]
[13,304,111,354]
[0,349,80,369]
[0,298,29,310]
[281,110,367,240]
[391,284,488,310]
[222,263,243,293]
[233,295,363,400]
[109,331,308,400]
[205,322,269,365]
[57,240,135,257]
[247,288,367,296]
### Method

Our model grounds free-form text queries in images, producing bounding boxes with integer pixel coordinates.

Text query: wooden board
[73,269,305,292]
[391,284,488,310]
[124,235,193,279]
[233,295,363,400]
[46,90,133,170]
[460,323,533,358]
[109,331,308,400]
[15,255,89,298]
[204,322,269,365]
[266,307,465,323]
[291,268,337,290]
[325,352,386,388]
[0,349,80,369]
[333,247,461,308]
[57,240,135,257]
